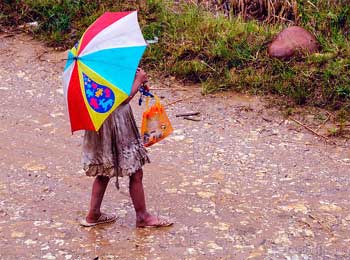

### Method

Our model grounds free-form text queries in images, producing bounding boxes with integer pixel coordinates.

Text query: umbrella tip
[67,56,78,61]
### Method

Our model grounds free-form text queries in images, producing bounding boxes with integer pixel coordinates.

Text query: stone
[197,191,215,199]
[207,242,223,251]
[319,203,342,212]
[268,26,319,59]
[11,231,25,238]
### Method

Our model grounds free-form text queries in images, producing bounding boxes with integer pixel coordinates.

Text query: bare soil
[0,34,350,260]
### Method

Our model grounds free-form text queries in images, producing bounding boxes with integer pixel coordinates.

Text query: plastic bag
[141,95,173,147]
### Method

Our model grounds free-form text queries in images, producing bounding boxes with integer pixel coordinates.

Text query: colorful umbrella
[62,11,147,132]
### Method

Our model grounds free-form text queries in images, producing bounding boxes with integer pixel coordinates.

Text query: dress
[82,103,150,188]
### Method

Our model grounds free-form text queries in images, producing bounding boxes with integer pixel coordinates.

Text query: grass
[1,0,349,120]
[0,0,156,46]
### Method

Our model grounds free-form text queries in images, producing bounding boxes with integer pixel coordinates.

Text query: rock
[56,88,64,95]
[268,26,319,59]
[186,248,197,255]
[42,253,56,260]
[23,162,47,171]
[197,191,215,199]
[279,203,309,214]
[213,222,230,231]
[11,231,25,238]
[24,239,37,245]
[207,242,223,251]
[247,246,265,259]
[304,229,314,238]
[192,207,202,213]
[319,202,342,212]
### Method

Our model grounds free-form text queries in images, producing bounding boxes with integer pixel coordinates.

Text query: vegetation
[1,0,349,119]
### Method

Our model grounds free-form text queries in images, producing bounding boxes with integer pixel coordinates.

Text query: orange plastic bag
[141,95,173,147]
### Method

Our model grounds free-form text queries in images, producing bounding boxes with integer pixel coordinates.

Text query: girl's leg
[129,169,172,227]
[129,169,148,220]
[86,175,110,223]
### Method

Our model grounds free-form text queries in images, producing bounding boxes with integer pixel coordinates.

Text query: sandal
[80,213,117,227]
[137,216,174,228]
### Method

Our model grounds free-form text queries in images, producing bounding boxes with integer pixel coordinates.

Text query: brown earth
[0,34,350,260]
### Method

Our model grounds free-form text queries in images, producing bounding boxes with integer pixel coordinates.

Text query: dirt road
[1,34,350,260]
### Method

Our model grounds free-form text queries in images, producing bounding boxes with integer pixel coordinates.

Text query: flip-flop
[137,216,174,228]
[80,213,117,227]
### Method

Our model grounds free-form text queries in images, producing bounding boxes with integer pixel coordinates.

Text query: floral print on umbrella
[83,73,115,113]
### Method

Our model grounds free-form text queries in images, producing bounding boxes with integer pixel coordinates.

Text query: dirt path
[1,34,350,260]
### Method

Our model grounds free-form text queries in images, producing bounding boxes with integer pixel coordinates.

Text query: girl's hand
[123,68,148,104]
[134,68,148,85]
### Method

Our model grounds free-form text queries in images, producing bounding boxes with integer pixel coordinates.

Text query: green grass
[0,0,155,46]
[149,1,350,117]
[1,0,349,119]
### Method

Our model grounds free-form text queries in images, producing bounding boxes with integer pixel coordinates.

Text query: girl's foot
[80,213,117,227]
[136,213,173,228]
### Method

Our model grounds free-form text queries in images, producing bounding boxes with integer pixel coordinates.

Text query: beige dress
[82,103,150,188]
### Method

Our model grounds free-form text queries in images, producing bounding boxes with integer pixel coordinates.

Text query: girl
[80,68,173,228]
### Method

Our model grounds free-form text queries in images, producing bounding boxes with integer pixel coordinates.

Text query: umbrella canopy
[62,11,147,132]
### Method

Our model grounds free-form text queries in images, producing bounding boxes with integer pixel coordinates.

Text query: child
[80,68,173,228]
